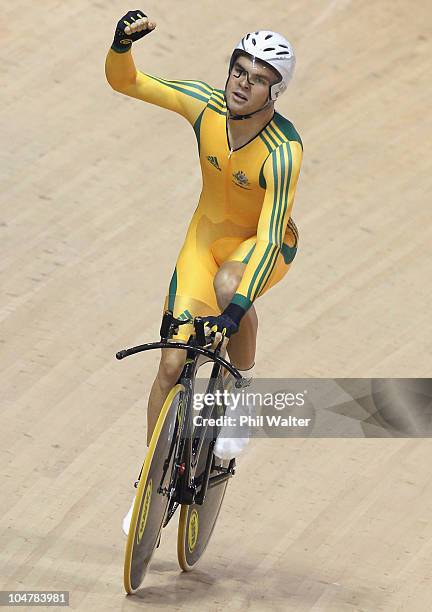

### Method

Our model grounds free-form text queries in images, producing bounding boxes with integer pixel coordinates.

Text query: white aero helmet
[230,31,296,100]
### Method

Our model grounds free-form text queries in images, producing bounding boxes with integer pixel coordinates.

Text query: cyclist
[105,12,303,532]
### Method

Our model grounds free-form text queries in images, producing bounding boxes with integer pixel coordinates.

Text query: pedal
[212,464,227,473]
[213,457,236,473]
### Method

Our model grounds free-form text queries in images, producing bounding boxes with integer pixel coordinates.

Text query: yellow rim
[177,485,229,572]
[124,383,184,594]
[177,505,192,571]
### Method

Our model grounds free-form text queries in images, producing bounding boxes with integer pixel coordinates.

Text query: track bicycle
[116,309,248,594]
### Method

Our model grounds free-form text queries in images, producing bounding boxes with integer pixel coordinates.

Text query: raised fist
[111,10,157,53]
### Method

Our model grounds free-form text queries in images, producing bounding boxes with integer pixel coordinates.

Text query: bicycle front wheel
[124,384,184,594]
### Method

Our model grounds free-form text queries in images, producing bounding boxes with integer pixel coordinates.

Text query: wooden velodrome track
[1,1,431,610]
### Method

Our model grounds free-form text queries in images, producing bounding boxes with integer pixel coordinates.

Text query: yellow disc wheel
[177,463,229,571]
[124,384,184,594]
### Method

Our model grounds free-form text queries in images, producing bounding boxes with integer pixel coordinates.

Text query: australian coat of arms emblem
[232,170,251,189]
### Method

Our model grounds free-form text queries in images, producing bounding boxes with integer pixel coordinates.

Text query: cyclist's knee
[213,264,242,309]
[158,348,186,388]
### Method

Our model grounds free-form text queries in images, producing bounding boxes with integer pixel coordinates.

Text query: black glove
[202,314,239,340]
[111,10,154,54]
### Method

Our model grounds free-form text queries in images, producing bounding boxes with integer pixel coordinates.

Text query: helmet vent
[246,33,250,40]
[279,44,289,48]
[264,47,275,52]
[265,34,273,40]
[252,38,256,45]
[276,51,290,56]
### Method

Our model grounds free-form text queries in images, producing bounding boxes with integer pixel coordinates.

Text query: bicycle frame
[173,348,236,507]
[116,310,241,514]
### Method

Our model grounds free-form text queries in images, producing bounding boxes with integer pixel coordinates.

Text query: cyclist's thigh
[162,229,220,343]
[225,218,299,297]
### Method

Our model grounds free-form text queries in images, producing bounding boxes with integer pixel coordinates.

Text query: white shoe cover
[122,495,136,536]
[214,434,249,460]
[214,370,254,460]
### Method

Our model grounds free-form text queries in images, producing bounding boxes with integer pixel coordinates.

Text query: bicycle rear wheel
[124,384,184,594]
[177,455,229,571]
[177,366,232,570]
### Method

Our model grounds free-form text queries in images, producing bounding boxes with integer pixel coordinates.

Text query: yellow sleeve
[231,141,303,310]
[105,48,212,126]
[123,72,213,125]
